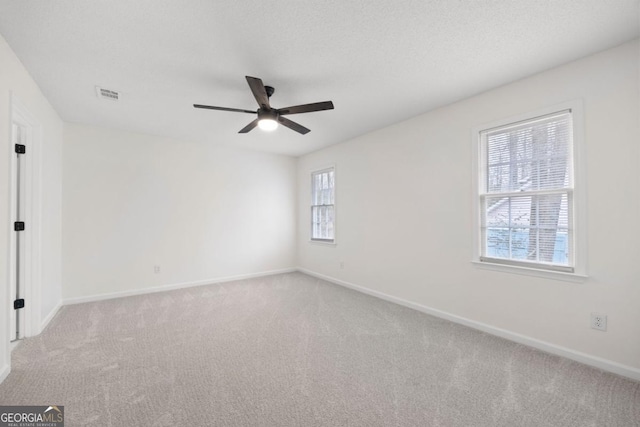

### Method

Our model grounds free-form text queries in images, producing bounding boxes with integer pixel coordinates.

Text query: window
[477,110,575,273]
[311,167,335,242]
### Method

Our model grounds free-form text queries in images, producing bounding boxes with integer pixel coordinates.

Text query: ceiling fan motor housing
[258,108,278,121]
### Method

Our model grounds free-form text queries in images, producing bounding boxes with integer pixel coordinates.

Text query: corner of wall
[0,364,10,384]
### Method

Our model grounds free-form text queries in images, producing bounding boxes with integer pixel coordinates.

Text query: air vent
[95,86,120,101]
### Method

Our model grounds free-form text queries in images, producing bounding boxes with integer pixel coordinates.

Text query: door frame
[7,93,43,340]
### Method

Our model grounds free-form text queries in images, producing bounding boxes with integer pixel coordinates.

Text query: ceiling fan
[194,76,334,135]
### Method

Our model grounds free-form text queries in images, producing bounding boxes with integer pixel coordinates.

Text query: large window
[477,110,575,272]
[311,167,335,242]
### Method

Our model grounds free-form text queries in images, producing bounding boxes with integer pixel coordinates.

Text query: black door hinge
[15,144,26,154]
[14,221,25,231]
[14,299,25,310]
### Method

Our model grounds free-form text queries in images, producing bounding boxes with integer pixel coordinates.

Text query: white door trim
[7,94,43,340]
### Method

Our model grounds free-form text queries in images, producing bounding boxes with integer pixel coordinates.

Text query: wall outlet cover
[591,313,607,331]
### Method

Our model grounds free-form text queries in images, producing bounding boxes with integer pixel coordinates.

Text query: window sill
[309,239,336,246]
[471,260,587,283]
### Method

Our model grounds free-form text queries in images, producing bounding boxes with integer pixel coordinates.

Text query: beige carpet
[0,272,638,426]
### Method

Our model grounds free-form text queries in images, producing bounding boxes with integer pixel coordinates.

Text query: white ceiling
[0,1,638,157]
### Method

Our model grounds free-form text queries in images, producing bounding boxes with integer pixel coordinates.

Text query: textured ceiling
[0,1,638,156]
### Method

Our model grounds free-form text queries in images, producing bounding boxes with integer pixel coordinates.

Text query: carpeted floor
[0,272,638,426]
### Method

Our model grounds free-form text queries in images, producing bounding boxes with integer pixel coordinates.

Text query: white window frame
[471,101,587,282]
[310,166,336,244]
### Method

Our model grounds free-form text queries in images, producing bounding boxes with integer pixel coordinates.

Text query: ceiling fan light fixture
[258,118,278,131]
[257,109,279,131]
[194,76,334,135]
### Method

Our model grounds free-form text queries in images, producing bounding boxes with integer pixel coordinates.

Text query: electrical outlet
[154,265,160,274]
[591,313,607,331]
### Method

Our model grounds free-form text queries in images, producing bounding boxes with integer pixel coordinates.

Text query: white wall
[62,124,296,300]
[0,35,63,380]
[297,40,640,371]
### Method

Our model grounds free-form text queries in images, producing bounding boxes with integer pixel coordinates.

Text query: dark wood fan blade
[278,116,310,135]
[239,118,260,133]
[194,104,256,114]
[278,101,334,116]
[246,76,270,109]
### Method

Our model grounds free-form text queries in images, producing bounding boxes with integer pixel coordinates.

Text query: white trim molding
[63,268,297,305]
[470,100,588,280]
[297,267,640,382]
[40,301,62,332]
[0,364,9,384]
[471,260,587,283]
[7,94,44,339]
[309,164,336,244]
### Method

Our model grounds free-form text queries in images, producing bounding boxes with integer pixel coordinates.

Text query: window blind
[480,111,574,271]
[311,168,335,241]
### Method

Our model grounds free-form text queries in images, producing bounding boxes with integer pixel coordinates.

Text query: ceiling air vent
[95,86,120,101]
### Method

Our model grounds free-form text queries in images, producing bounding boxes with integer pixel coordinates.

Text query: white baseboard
[0,364,9,384]
[63,268,298,305]
[40,301,62,332]
[297,267,640,382]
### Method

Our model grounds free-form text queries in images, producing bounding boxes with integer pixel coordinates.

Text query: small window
[311,167,335,242]
[477,110,575,272]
